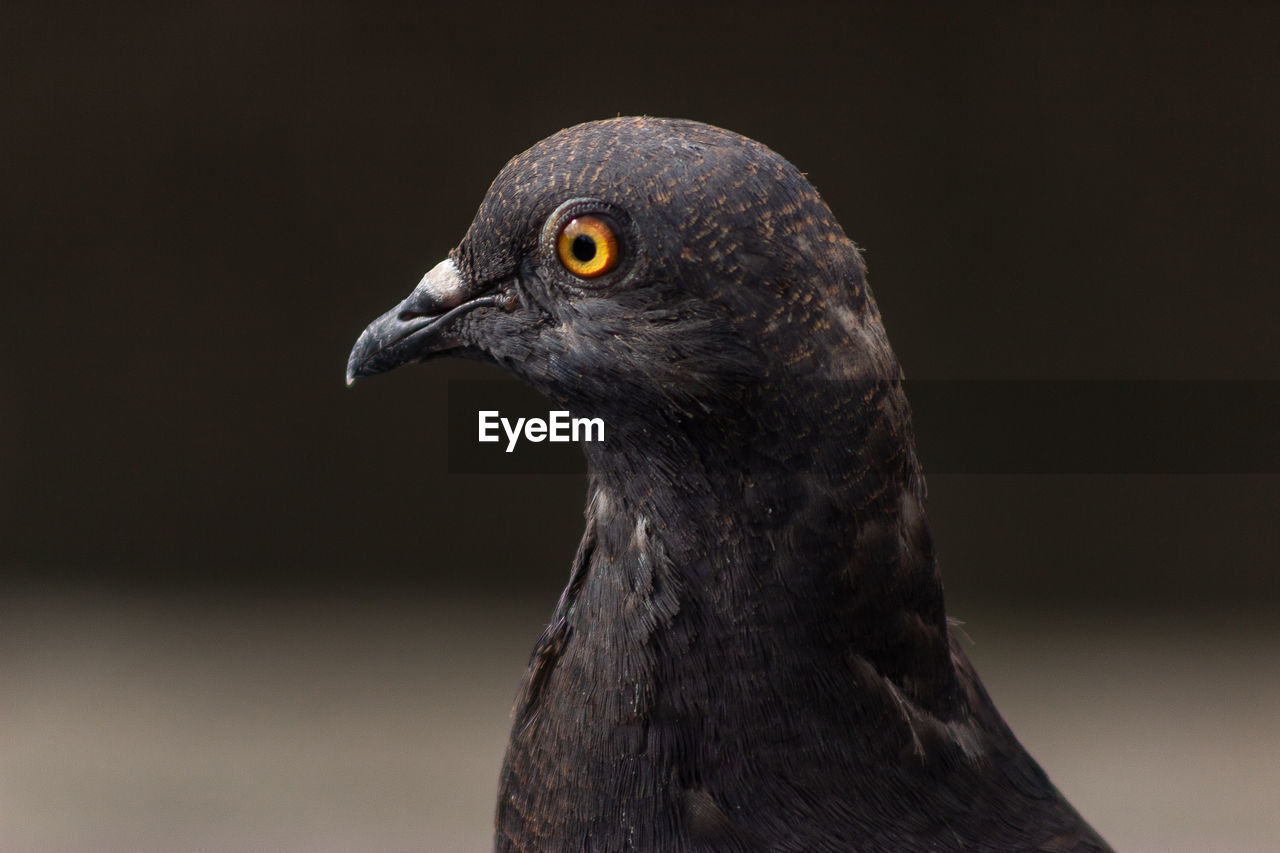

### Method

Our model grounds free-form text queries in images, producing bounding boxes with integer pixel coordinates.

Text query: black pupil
[571,234,597,263]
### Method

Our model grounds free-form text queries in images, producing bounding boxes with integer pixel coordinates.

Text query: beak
[345,258,498,385]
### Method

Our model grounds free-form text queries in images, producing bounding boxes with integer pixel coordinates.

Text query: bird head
[347,117,904,456]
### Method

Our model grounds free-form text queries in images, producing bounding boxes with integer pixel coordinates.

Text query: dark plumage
[347,117,1112,852]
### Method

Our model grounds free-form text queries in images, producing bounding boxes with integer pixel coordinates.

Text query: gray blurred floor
[2,588,1276,852]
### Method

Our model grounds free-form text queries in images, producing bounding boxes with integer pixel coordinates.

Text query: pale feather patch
[858,656,986,763]
[827,302,897,380]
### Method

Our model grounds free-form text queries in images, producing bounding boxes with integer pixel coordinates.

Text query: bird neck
[498,378,970,843]
[567,379,965,720]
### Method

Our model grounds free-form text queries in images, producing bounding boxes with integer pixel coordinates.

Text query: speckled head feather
[439,119,897,417]
[455,117,870,311]
[347,118,1112,853]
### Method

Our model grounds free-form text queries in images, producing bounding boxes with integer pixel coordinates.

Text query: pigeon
[347,117,1113,852]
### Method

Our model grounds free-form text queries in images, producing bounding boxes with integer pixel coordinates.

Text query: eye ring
[556,215,620,279]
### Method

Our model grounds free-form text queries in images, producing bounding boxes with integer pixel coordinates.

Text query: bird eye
[556,216,619,279]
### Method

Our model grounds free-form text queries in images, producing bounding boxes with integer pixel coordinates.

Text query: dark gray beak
[346,258,497,385]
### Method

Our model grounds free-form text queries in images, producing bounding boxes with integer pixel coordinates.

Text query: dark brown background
[2,3,1277,850]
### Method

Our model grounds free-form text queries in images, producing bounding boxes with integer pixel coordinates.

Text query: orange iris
[556,216,619,278]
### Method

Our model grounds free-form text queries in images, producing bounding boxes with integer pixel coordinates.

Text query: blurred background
[2,2,1277,851]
